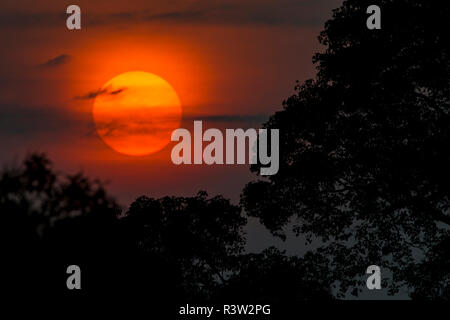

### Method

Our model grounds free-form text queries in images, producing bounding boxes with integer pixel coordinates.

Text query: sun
[93,71,182,156]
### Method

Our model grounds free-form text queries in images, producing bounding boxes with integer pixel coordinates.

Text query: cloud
[88,0,341,27]
[0,0,342,29]
[75,87,127,100]
[110,88,126,95]
[183,114,269,128]
[0,11,64,28]
[186,114,268,123]
[0,102,268,142]
[40,54,72,68]
[95,120,161,137]
[0,104,90,137]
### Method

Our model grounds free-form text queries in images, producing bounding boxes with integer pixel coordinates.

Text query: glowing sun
[93,71,182,156]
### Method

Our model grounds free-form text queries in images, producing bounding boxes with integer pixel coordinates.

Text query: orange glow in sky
[0,0,328,204]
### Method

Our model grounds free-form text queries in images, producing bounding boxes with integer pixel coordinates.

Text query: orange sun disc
[93,71,182,156]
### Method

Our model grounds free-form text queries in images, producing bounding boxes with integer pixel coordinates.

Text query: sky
[0,0,343,207]
[0,1,413,299]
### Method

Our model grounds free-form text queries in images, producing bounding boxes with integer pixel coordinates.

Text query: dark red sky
[0,0,341,206]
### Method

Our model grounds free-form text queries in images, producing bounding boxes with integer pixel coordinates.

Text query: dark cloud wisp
[40,54,72,68]
[75,87,127,100]
[0,103,90,136]
[1,0,342,28]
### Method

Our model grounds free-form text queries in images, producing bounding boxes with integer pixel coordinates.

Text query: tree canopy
[242,0,450,297]
[0,154,331,301]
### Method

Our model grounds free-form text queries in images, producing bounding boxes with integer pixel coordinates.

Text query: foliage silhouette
[217,247,333,302]
[0,153,120,295]
[242,0,450,298]
[0,154,331,302]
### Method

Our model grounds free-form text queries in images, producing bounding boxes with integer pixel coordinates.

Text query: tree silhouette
[217,247,333,302]
[242,0,450,297]
[123,194,332,301]
[0,153,120,295]
[120,191,246,301]
[0,153,331,302]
